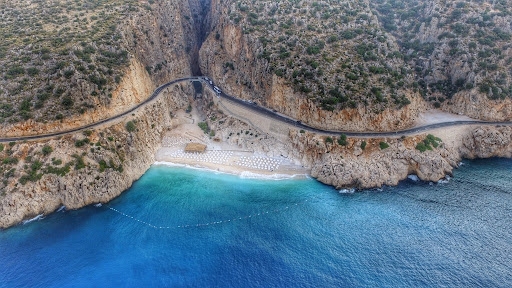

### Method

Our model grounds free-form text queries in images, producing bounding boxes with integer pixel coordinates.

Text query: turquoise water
[1,159,511,287]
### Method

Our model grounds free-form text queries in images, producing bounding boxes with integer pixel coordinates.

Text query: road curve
[1,76,511,142]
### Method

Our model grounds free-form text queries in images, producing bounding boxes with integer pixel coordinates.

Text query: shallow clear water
[1,158,511,287]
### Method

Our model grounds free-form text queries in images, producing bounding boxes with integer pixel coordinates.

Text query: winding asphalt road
[1,76,510,142]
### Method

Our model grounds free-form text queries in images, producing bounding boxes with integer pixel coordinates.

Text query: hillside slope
[200,0,425,132]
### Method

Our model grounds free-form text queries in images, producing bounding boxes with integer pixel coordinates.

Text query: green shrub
[338,134,347,146]
[325,136,333,144]
[46,163,70,176]
[198,122,209,134]
[425,134,442,148]
[42,145,53,156]
[0,144,4,152]
[73,155,86,170]
[74,138,90,147]
[416,134,442,152]
[125,121,136,132]
[416,142,429,152]
[99,160,108,172]
[361,141,367,150]
[2,157,18,165]
[61,97,73,108]
[379,142,390,150]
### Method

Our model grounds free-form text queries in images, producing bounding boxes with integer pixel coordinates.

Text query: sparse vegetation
[125,121,136,132]
[0,0,140,125]
[223,0,414,113]
[416,134,443,152]
[338,134,347,146]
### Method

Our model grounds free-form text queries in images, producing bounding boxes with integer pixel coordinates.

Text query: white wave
[338,188,356,194]
[22,214,44,225]
[239,171,306,180]
[437,175,451,184]
[408,175,420,182]
[154,161,223,174]
[94,203,102,208]
[154,161,308,181]
[57,206,66,212]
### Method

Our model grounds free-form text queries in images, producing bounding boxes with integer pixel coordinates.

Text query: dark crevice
[189,0,212,76]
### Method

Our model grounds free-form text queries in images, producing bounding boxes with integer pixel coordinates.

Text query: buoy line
[103,183,348,230]
[106,199,311,230]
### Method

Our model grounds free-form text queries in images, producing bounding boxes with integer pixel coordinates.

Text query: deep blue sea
[1,158,511,287]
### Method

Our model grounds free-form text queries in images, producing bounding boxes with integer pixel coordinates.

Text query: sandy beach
[155,107,309,179]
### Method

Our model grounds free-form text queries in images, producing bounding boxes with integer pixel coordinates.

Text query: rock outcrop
[0,84,189,229]
[460,126,512,159]
[288,126,511,190]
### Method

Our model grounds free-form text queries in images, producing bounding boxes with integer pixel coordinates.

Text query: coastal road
[1,76,511,142]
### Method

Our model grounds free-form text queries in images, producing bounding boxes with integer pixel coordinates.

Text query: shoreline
[153,161,310,181]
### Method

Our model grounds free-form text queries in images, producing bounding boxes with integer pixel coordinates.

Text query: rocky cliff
[288,126,512,189]
[371,0,512,121]
[0,84,189,229]
[199,0,512,128]
[200,0,425,132]
[0,0,205,136]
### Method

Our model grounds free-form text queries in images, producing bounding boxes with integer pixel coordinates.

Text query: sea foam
[22,214,44,225]
[408,175,420,182]
[338,188,356,194]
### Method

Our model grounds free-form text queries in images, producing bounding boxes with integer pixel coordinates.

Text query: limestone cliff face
[0,85,189,229]
[121,0,204,82]
[269,76,425,131]
[199,0,425,132]
[445,92,512,121]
